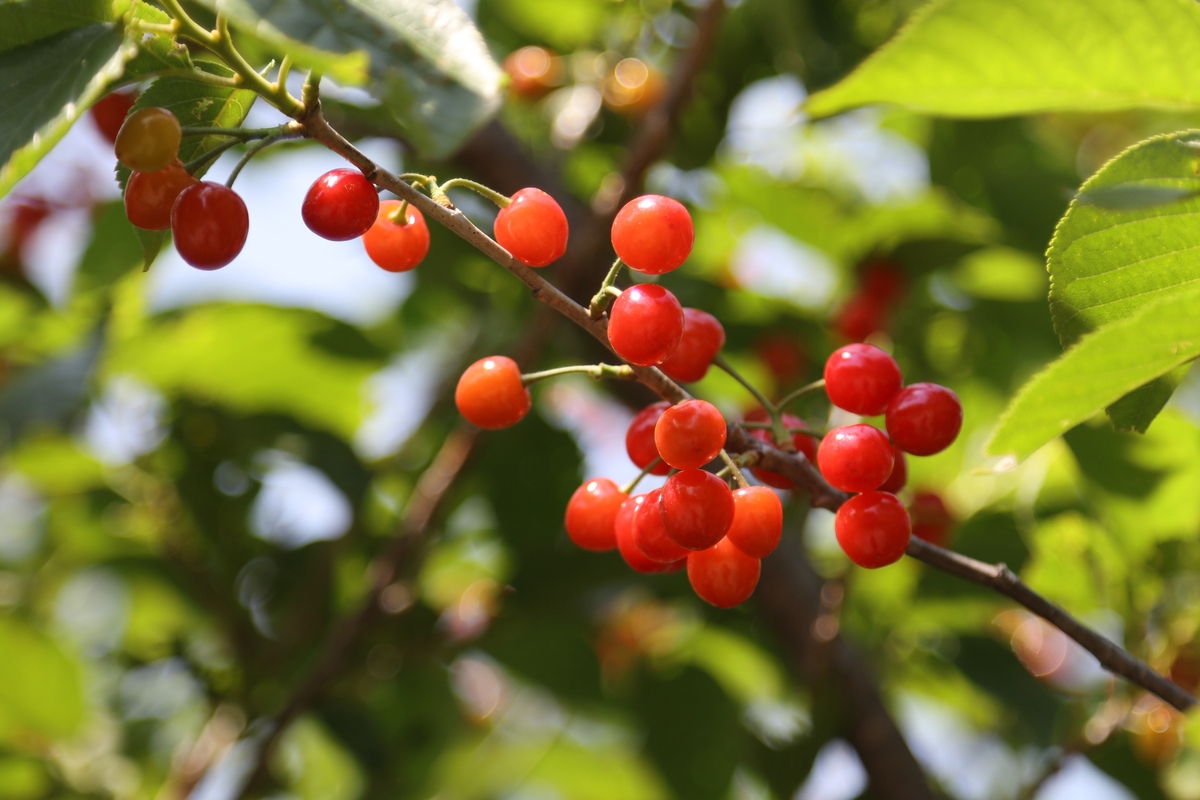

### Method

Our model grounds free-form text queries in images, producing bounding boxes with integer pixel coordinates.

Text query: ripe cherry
[363,201,430,272]
[660,308,725,383]
[115,107,182,173]
[301,168,379,241]
[687,538,760,608]
[171,181,248,270]
[615,494,684,574]
[124,161,197,231]
[504,46,562,99]
[565,478,624,552]
[824,343,902,417]
[886,383,963,456]
[835,491,910,569]
[725,486,783,558]
[608,283,683,366]
[625,401,671,475]
[744,408,818,490]
[654,400,726,470]
[634,488,690,563]
[834,292,889,342]
[91,91,136,144]
[611,195,693,275]
[494,188,569,267]
[817,424,894,493]
[454,356,531,430]
[878,444,907,494]
[910,491,953,547]
[660,470,735,550]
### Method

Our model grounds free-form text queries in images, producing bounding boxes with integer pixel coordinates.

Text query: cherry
[754,333,805,386]
[725,486,783,558]
[91,91,136,144]
[910,491,953,547]
[494,188,569,267]
[608,283,683,366]
[687,537,760,608]
[834,292,889,342]
[654,400,726,470]
[171,182,248,270]
[835,491,910,569]
[817,424,894,493]
[504,46,561,100]
[124,161,197,231]
[660,469,735,550]
[615,494,684,574]
[886,383,963,456]
[564,478,624,552]
[634,488,690,563]
[115,107,182,173]
[878,444,907,494]
[610,195,693,275]
[301,168,379,241]
[660,308,725,383]
[744,408,818,490]
[625,401,671,475]
[860,258,906,304]
[454,356,531,430]
[363,201,430,272]
[824,343,902,417]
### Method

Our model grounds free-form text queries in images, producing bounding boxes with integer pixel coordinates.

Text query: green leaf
[75,202,143,293]
[0,0,114,53]
[806,0,1200,119]
[1105,363,1191,433]
[0,24,136,199]
[122,0,193,77]
[951,246,1047,301]
[0,616,84,740]
[986,283,1200,463]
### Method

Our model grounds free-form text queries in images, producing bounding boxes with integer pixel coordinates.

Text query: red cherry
[608,284,683,366]
[817,424,894,493]
[823,343,903,416]
[878,444,907,494]
[835,491,910,568]
[565,478,624,552]
[171,181,248,270]
[860,258,906,304]
[625,401,671,475]
[886,383,963,456]
[754,334,805,386]
[654,400,726,470]
[615,494,684,573]
[660,470,735,550]
[725,486,783,558]
[910,491,954,547]
[363,201,430,272]
[687,538,760,608]
[659,308,725,383]
[634,488,690,563]
[834,292,889,342]
[91,91,136,144]
[115,107,182,173]
[124,161,197,231]
[744,408,818,490]
[454,356,531,430]
[611,194,694,275]
[494,188,569,267]
[301,168,379,241]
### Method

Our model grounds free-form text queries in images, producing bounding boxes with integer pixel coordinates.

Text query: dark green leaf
[1105,363,1191,433]
[74,202,143,293]
[0,0,112,53]
[122,0,194,77]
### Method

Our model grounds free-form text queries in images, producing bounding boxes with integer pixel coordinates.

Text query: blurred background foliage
[5,0,1200,798]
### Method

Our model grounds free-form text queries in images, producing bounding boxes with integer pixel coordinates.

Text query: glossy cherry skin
[625,401,671,475]
[454,356,531,430]
[654,400,726,470]
[687,538,760,608]
[611,195,694,275]
[171,182,248,270]
[834,292,889,342]
[91,91,136,144]
[660,308,725,383]
[744,408,819,490]
[124,161,197,231]
[615,494,684,574]
[634,488,691,563]
[725,486,783,558]
[608,284,684,366]
[564,478,624,551]
[301,168,379,241]
[878,444,907,494]
[817,424,895,493]
[824,343,903,416]
[886,383,963,456]
[835,491,910,569]
[115,107,182,173]
[494,188,569,267]
[910,491,953,547]
[660,469,735,550]
[363,201,430,272]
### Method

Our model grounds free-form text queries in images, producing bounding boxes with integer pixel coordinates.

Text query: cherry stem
[776,379,827,410]
[180,125,288,139]
[739,421,825,437]
[588,258,625,318]
[620,457,662,494]
[719,450,750,488]
[182,139,242,174]
[520,363,636,386]
[712,353,797,453]
[224,131,292,188]
[438,179,511,209]
[128,18,179,36]
[388,200,410,225]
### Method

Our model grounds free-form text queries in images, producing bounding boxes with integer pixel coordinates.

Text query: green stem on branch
[588,258,626,318]
[719,449,750,488]
[620,457,662,494]
[438,179,512,209]
[520,363,636,386]
[713,353,794,451]
[777,379,826,410]
[224,130,298,187]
